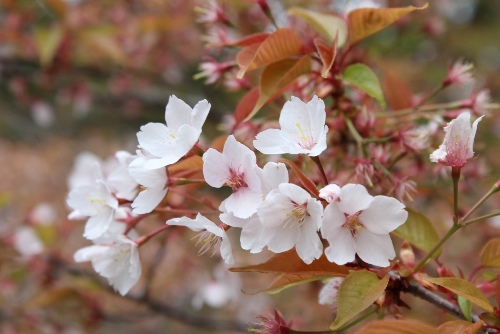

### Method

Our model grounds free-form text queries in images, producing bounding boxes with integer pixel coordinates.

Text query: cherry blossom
[321,184,407,267]
[167,214,234,264]
[318,277,344,308]
[128,153,168,214]
[203,135,261,219]
[253,96,328,157]
[443,59,474,87]
[137,95,210,169]
[67,179,118,241]
[74,235,141,296]
[256,183,323,264]
[13,227,44,257]
[319,184,341,203]
[430,112,483,168]
[106,151,138,201]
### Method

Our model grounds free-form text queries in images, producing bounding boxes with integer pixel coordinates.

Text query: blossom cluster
[67,94,414,296]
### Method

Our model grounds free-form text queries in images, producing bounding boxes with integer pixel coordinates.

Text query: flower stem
[412,223,461,273]
[310,156,328,186]
[460,183,500,222]
[462,211,500,227]
[136,224,170,247]
[451,167,461,225]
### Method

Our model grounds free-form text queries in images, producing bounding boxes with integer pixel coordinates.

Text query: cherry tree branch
[48,256,248,333]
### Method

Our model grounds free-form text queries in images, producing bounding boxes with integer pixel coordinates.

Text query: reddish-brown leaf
[382,68,413,110]
[437,320,484,334]
[348,4,428,44]
[314,37,337,78]
[244,55,311,121]
[234,87,260,124]
[279,158,320,198]
[230,248,349,276]
[236,28,302,78]
[225,32,270,47]
[243,273,328,295]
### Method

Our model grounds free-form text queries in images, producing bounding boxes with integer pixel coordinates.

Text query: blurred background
[1,0,500,333]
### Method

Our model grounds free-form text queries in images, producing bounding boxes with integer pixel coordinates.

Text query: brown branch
[48,256,248,333]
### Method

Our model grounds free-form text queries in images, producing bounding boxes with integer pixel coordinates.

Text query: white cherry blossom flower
[74,235,141,296]
[14,227,44,257]
[257,183,323,264]
[106,151,138,201]
[128,153,168,214]
[67,179,118,241]
[167,214,234,264]
[318,277,344,307]
[137,95,210,169]
[220,162,289,253]
[319,184,341,203]
[321,184,407,267]
[253,96,328,157]
[203,135,261,219]
[430,112,483,168]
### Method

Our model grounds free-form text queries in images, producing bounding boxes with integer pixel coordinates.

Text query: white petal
[279,96,311,135]
[224,135,255,167]
[83,208,114,240]
[253,129,290,155]
[469,115,484,155]
[360,196,407,234]
[219,212,249,228]
[131,187,168,214]
[137,123,175,157]
[204,224,234,265]
[265,225,298,253]
[321,202,347,240]
[295,222,323,264]
[223,187,262,218]
[257,162,289,196]
[307,96,327,145]
[278,183,310,205]
[356,229,395,267]
[164,95,194,131]
[308,125,328,157]
[324,227,356,265]
[167,216,205,232]
[203,148,229,188]
[74,245,108,262]
[430,144,447,163]
[240,216,266,253]
[306,198,324,229]
[338,184,373,215]
[190,99,211,132]
[129,157,168,188]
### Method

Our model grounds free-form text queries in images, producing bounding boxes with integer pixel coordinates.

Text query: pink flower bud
[319,184,341,203]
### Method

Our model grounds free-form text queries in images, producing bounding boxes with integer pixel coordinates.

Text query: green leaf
[329,271,389,330]
[244,55,311,121]
[417,275,494,313]
[480,238,500,267]
[458,296,472,322]
[393,208,440,258]
[342,63,386,109]
[288,7,348,47]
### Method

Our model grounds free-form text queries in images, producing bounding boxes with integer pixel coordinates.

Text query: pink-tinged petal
[253,129,291,155]
[278,183,310,205]
[319,183,341,203]
[257,191,292,228]
[321,203,347,240]
[240,153,261,192]
[164,95,194,131]
[338,184,373,215]
[203,148,229,188]
[219,212,249,228]
[360,196,407,234]
[224,135,254,167]
[430,144,447,163]
[240,216,266,253]
[296,222,323,264]
[223,187,262,218]
[257,162,289,196]
[167,216,205,232]
[306,198,324,229]
[129,157,168,189]
[265,225,298,253]
[131,187,168,214]
[279,96,311,134]
[355,229,395,267]
[83,208,114,240]
[324,227,356,265]
[74,245,109,262]
[308,125,328,157]
[307,96,327,144]
[137,123,175,157]
[190,99,211,132]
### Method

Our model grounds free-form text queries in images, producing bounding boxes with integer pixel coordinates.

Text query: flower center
[343,212,364,236]
[192,230,222,257]
[283,201,308,229]
[295,122,315,150]
[226,168,247,192]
